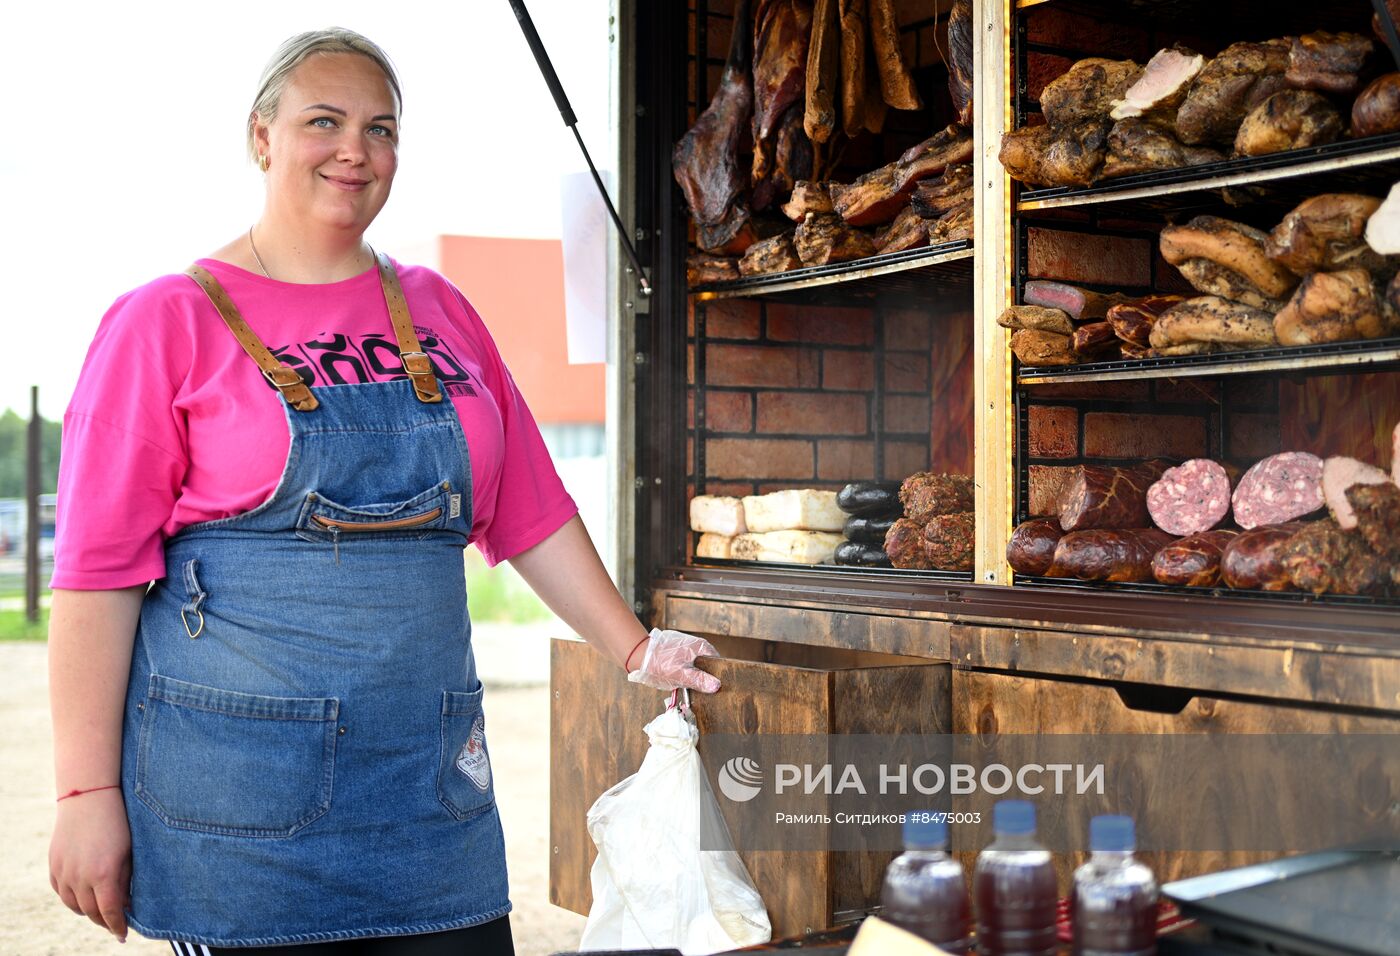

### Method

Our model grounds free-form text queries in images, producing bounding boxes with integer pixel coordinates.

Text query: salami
[1006,519,1065,575]
[1146,459,1233,535]
[1231,452,1324,530]
[1045,529,1175,582]
[921,512,975,571]
[1220,523,1307,590]
[1151,529,1239,586]
[1058,461,1172,532]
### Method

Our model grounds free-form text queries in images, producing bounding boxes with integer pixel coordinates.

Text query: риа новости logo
[717,756,763,803]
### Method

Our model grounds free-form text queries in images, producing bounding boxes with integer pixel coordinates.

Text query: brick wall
[689,295,974,504]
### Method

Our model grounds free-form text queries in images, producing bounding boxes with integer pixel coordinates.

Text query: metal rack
[690,241,974,304]
[1016,337,1400,384]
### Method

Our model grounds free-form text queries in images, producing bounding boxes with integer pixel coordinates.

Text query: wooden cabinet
[550,636,950,938]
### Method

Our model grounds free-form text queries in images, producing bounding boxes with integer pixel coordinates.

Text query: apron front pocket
[135,674,339,838]
[438,686,496,821]
[297,482,455,540]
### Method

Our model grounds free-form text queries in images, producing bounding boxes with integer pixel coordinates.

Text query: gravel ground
[0,638,588,956]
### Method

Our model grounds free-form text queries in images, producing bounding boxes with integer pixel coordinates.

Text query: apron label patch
[454,716,491,792]
[449,494,462,519]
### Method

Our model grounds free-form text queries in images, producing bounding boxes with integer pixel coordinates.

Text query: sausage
[921,512,975,571]
[1006,519,1065,575]
[1146,459,1234,535]
[885,518,934,570]
[1106,295,1186,347]
[834,540,893,567]
[1151,529,1239,586]
[1351,72,1400,137]
[843,514,897,544]
[1046,529,1176,582]
[1231,452,1325,529]
[1220,523,1307,590]
[1058,462,1171,532]
[837,480,903,516]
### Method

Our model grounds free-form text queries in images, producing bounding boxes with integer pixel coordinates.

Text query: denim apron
[120,256,510,947]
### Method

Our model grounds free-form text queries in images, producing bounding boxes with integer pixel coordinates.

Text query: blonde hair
[246,28,403,163]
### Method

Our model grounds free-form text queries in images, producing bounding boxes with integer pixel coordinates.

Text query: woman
[47,28,720,955]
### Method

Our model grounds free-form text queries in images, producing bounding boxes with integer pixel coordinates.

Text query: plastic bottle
[973,800,1058,956]
[879,814,971,953]
[1071,815,1158,956]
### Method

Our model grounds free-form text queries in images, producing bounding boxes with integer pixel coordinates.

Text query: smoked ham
[1352,73,1400,137]
[1024,281,1133,320]
[1100,119,1223,179]
[947,0,974,125]
[804,0,839,143]
[1148,297,1278,349]
[1274,269,1395,346]
[673,0,756,255]
[1285,31,1374,95]
[998,120,1110,188]
[869,0,921,110]
[1171,259,1288,312]
[833,125,974,226]
[794,212,877,265]
[739,233,803,275]
[1159,216,1299,301]
[1106,295,1185,347]
[1011,329,1076,366]
[1176,39,1291,146]
[875,205,930,254]
[782,181,834,221]
[1040,58,1141,128]
[1266,194,1388,277]
[998,305,1075,336]
[1110,47,1205,124]
[1234,89,1343,156]
[751,0,813,209]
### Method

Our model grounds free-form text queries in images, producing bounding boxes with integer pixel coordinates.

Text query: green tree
[0,409,62,497]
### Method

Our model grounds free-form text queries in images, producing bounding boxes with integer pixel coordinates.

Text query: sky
[1,0,615,419]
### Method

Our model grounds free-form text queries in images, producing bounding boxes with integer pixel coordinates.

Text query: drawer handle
[311,507,443,533]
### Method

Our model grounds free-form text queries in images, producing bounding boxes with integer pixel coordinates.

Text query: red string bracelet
[623,635,650,672]
[57,784,120,803]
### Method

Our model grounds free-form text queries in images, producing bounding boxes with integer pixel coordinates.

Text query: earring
[258,154,270,172]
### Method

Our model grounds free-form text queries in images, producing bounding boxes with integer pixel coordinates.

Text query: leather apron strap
[184,253,443,412]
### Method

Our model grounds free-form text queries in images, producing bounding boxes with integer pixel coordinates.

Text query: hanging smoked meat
[839,0,870,137]
[805,0,839,143]
[753,105,814,211]
[752,0,813,209]
[673,0,757,255]
[869,0,921,110]
[948,0,974,125]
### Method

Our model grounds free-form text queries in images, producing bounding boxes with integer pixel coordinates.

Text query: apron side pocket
[134,674,339,838]
[437,686,496,821]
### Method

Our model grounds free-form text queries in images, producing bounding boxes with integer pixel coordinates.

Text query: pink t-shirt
[52,258,578,590]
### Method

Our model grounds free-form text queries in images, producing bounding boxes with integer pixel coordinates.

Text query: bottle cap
[903,814,948,849]
[993,800,1035,835]
[1090,815,1136,851]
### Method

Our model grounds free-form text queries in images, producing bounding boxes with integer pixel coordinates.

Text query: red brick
[703,481,756,498]
[1084,412,1207,459]
[884,395,931,434]
[823,350,875,391]
[1025,381,1151,402]
[687,299,695,338]
[885,352,930,393]
[766,304,875,346]
[1026,6,1150,59]
[706,438,814,480]
[687,344,695,386]
[1227,413,1282,463]
[705,391,752,433]
[757,392,868,435]
[706,344,820,388]
[818,440,876,480]
[882,442,930,481]
[1028,52,1075,104]
[687,389,694,429]
[1027,228,1153,288]
[687,436,694,477]
[1028,405,1078,459]
[1028,465,1078,517]
[1154,379,1221,405]
[884,309,932,350]
[1227,377,1279,410]
[706,299,761,339]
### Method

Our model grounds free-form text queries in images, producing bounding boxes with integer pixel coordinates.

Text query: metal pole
[25,386,40,623]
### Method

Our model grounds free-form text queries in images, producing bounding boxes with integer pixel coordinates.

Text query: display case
[551,0,1400,935]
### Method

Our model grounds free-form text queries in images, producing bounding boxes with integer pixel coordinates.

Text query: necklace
[247,226,272,278]
[247,226,375,280]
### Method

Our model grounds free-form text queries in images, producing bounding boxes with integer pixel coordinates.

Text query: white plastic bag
[579,704,771,954]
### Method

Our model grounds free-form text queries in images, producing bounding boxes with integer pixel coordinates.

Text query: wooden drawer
[550,636,951,938]
[952,670,1400,892]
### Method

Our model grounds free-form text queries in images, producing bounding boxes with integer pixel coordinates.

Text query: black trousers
[169,916,515,955]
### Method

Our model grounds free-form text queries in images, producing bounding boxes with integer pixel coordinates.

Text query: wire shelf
[1013,574,1400,610]
[1016,337,1400,384]
[690,241,974,304]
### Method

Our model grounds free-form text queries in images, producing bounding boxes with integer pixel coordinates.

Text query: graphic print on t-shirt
[268,326,478,397]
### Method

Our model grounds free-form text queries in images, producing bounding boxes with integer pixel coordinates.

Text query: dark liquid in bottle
[883,870,970,952]
[1071,880,1157,956]
[973,852,1059,956]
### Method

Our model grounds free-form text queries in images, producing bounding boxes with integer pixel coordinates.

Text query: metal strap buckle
[262,366,305,389]
[399,351,434,377]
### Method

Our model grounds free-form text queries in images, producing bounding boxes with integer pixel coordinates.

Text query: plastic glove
[627,628,722,694]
